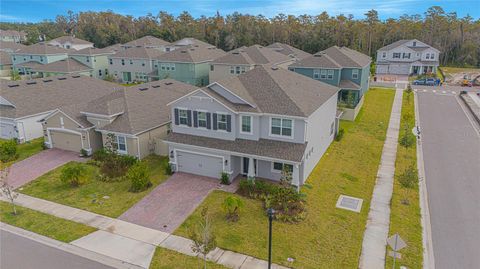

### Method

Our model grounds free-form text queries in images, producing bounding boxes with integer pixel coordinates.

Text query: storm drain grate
[336,195,363,212]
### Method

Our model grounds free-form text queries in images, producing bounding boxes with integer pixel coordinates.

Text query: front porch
[410,64,437,75]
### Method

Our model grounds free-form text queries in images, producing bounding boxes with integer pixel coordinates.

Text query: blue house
[289,46,371,120]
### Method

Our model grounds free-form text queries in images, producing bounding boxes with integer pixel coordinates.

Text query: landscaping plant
[0,139,18,163]
[190,207,217,269]
[220,172,230,185]
[60,163,87,187]
[164,162,173,175]
[222,196,244,222]
[335,128,345,141]
[127,162,152,192]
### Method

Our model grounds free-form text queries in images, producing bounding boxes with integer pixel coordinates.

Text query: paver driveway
[8,148,84,189]
[119,172,236,233]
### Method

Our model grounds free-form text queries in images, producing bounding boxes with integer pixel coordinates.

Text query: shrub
[127,162,152,192]
[98,152,138,180]
[92,148,109,162]
[335,128,345,142]
[220,172,230,185]
[237,179,277,198]
[0,139,18,163]
[222,196,244,222]
[164,162,173,175]
[60,163,87,187]
[398,165,418,189]
[399,131,415,148]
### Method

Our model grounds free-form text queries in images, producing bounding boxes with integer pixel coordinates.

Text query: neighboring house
[69,47,115,79]
[172,37,214,49]
[47,36,94,51]
[154,44,225,86]
[31,58,93,78]
[0,40,26,53]
[0,75,119,142]
[267,42,312,60]
[0,51,13,77]
[209,44,295,82]
[289,46,371,120]
[376,39,440,76]
[0,29,27,43]
[42,79,197,157]
[11,43,69,75]
[103,43,123,53]
[122,36,172,51]
[164,66,340,186]
[108,47,165,83]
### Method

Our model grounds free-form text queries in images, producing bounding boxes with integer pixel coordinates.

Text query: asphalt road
[417,91,480,269]
[0,230,115,269]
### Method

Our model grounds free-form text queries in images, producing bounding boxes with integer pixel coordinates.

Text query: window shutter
[226,115,232,132]
[187,110,192,127]
[206,112,211,129]
[212,113,218,130]
[174,108,179,125]
[193,111,198,128]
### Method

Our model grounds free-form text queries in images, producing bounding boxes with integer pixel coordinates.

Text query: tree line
[1,6,479,66]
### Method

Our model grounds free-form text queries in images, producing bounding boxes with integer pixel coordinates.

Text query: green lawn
[175,88,396,268]
[0,137,44,169]
[19,155,169,218]
[0,201,96,242]
[386,91,423,269]
[149,247,228,269]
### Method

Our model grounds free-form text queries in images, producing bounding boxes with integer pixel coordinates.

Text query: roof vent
[232,51,240,55]
[152,85,161,88]
[7,84,19,87]
[43,79,53,83]
[72,75,81,78]
[194,45,199,47]
[271,66,279,70]
[138,87,149,91]
[57,77,67,80]
[26,81,37,85]
[164,82,173,85]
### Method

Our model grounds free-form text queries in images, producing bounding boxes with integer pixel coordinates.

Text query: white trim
[115,135,128,154]
[16,110,55,121]
[215,112,229,131]
[271,161,293,173]
[239,114,253,135]
[95,129,137,138]
[269,117,294,139]
[167,88,238,114]
[240,157,258,176]
[80,111,124,119]
[47,127,89,151]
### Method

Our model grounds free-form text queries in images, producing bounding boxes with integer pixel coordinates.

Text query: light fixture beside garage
[224,159,228,167]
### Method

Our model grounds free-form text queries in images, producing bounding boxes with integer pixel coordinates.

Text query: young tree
[190,207,217,269]
[222,196,244,222]
[60,163,86,187]
[0,168,19,215]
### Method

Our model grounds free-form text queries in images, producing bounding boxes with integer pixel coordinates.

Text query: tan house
[209,44,295,82]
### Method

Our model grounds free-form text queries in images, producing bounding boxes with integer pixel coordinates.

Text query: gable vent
[26,81,37,85]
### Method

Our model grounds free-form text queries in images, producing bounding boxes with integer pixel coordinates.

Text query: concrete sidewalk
[1,193,288,269]
[358,88,403,269]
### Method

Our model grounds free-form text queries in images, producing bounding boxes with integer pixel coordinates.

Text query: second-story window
[382,52,386,58]
[352,69,359,79]
[130,59,133,65]
[217,114,228,131]
[271,118,293,137]
[313,69,320,79]
[121,59,125,65]
[320,69,327,79]
[230,66,235,74]
[426,53,430,59]
[241,115,252,134]
[197,112,207,128]
[327,70,334,80]
[86,57,90,62]
[179,109,189,126]
[210,65,214,71]
[109,59,113,65]
[241,66,246,73]
[235,66,241,74]
[430,53,435,60]
[402,53,410,59]
[393,53,401,58]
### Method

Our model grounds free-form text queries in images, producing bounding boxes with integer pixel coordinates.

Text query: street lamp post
[267,208,275,269]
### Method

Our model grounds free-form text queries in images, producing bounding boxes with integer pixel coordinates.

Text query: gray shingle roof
[164,132,307,163]
[0,30,27,38]
[123,36,170,47]
[291,46,371,68]
[31,58,92,73]
[339,79,361,90]
[14,61,43,69]
[14,43,70,55]
[156,45,225,63]
[377,40,410,51]
[0,41,26,52]
[96,79,198,135]
[0,51,12,65]
[48,36,93,45]
[208,65,339,117]
[69,47,116,56]
[111,47,165,60]
[267,42,311,60]
[0,75,121,119]
[212,45,292,65]
[172,38,213,48]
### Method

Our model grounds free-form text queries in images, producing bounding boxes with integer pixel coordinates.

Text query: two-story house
[108,47,165,83]
[11,43,69,76]
[266,42,312,60]
[69,47,115,79]
[47,36,94,51]
[163,65,339,187]
[375,39,440,76]
[209,44,295,82]
[288,46,371,120]
[121,35,172,52]
[154,44,225,86]
[0,29,27,43]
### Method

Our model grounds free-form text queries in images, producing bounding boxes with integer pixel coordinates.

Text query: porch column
[292,164,300,187]
[247,157,255,178]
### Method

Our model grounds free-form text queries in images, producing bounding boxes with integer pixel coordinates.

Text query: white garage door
[50,130,82,152]
[176,151,223,179]
[0,123,15,139]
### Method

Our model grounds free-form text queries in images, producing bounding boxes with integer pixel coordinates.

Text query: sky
[1,0,479,23]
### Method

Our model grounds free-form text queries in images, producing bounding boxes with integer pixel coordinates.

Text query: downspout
[136,136,141,159]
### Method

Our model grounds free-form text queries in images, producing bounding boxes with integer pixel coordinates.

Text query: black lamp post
[267,208,275,269]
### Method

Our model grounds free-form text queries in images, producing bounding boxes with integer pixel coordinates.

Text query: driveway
[7,148,84,189]
[119,172,237,233]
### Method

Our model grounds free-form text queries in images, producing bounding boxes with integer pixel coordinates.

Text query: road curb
[413,92,435,269]
[0,222,143,269]
[459,93,480,126]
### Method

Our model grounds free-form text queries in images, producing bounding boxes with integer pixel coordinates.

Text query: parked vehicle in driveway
[413,78,436,86]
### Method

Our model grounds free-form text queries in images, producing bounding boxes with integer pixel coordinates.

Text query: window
[235,66,241,74]
[352,69,359,79]
[116,136,127,153]
[272,162,293,173]
[142,61,145,67]
[171,63,175,71]
[430,53,434,60]
[230,66,235,74]
[121,59,125,65]
[241,115,252,133]
[327,70,334,80]
[217,114,228,131]
[129,59,133,65]
[30,55,32,59]
[179,109,189,125]
[210,65,214,71]
[86,57,90,62]
[413,41,417,46]
[99,69,102,76]
[109,59,113,65]
[426,53,430,59]
[320,69,327,79]
[93,57,96,62]
[40,56,44,62]
[197,111,207,128]
[161,64,166,70]
[271,118,293,137]
[382,52,386,58]
[393,53,401,58]
[313,69,320,79]
[402,53,410,59]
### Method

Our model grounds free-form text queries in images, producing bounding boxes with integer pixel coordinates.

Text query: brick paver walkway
[7,149,85,189]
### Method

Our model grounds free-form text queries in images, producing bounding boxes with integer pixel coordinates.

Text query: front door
[122,72,132,82]
[242,157,257,175]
